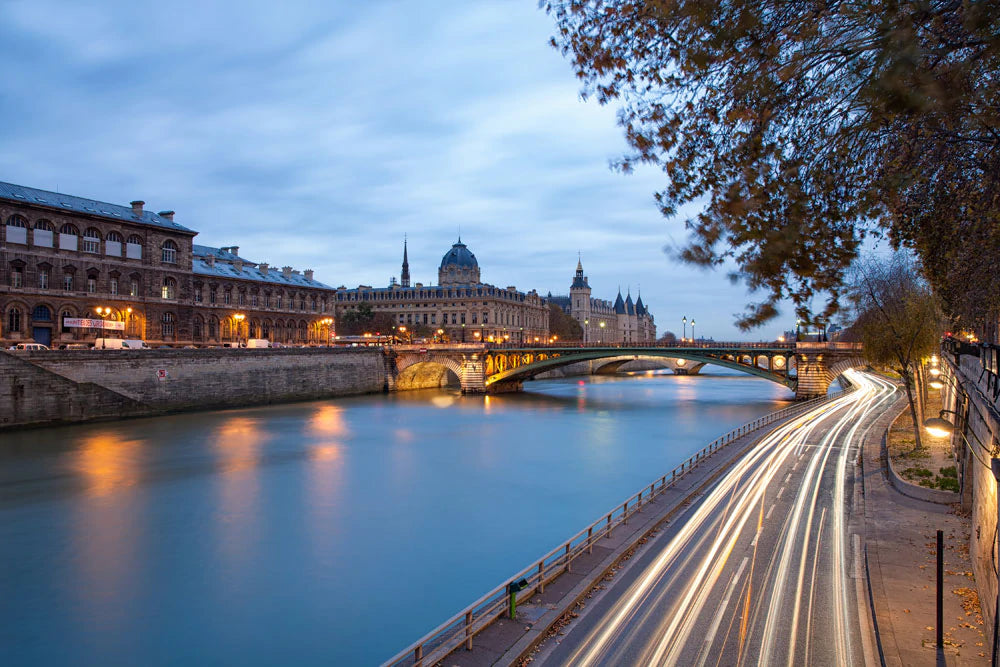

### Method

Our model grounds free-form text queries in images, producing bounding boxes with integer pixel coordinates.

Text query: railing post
[414,645,423,666]
[587,526,593,554]
[607,513,612,538]
[465,611,473,650]
[623,501,628,524]
[565,543,571,573]
[637,489,642,511]
[538,561,544,593]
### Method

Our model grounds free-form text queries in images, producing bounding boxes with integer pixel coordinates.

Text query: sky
[0,0,798,341]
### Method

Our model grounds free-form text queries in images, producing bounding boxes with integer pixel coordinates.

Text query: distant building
[548,258,655,343]
[334,238,549,343]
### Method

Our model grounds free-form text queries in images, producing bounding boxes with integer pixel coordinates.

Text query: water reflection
[1,370,792,665]
[74,432,142,497]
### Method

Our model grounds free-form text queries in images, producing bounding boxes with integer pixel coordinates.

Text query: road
[534,370,898,667]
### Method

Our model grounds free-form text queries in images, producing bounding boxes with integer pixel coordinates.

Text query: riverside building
[549,258,656,344]
[0,181,335,347]
[334,238,549,343]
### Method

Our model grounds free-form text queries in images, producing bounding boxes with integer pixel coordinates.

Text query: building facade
[334,238,549,343]
[0,181,336,347]
[550,258,656,344]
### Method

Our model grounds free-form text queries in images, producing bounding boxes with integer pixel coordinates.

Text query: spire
[571,253,588,289]
[401,235,410,288]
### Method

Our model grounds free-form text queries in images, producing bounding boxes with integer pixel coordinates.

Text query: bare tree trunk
[903,367,923,450]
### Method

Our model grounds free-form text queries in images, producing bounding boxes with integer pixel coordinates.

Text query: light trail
[548,370,898,667]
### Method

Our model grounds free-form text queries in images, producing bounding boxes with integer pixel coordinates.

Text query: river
[0,369,792,665]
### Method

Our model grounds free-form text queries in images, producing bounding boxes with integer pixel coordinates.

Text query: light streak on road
[545,370,898,667]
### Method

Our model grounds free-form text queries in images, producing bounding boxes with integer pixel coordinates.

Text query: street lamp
[234,312,246,346]
[599,320,606,345]
[95,306,112,340]
[691,319,695,342]
[399,325,408,344]
[461,323,466,343]
[320,317,333,345]
[682,315,687,342]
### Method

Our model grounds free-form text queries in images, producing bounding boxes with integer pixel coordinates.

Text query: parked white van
[94,338,150,350]
[8,343,49,351]
[245,339,271,348]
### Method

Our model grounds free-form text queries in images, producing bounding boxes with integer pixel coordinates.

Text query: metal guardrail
[382,388,851,667]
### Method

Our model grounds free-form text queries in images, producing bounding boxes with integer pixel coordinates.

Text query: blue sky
[1,0,795,340]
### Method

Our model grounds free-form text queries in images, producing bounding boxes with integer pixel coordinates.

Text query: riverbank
[0,347,387,430]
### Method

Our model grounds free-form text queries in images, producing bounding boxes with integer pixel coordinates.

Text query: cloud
[0,0,793,340]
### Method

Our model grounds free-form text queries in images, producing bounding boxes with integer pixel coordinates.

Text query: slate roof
[440,239,478,269]
[193,244,254,265]
[192,246,332,289]
[0,181,196,233]
[614,291,626,314]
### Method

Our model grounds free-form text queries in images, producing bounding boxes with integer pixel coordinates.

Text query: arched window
[7,307,21,333]
[59,224,79,251]
[106,231,124,256]
[5,215,27,244]
[32,305,52,321]
[311,297,317,312]
[161,312,175,338]
[192,316,204,340]
[126,234,142,260]
[161,240,178,264]
[33,219,54,247]
[161,277,177,299]
[82,228,101,253]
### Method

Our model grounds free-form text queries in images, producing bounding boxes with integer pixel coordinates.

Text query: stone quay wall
[1,347,387,430]
[948,352,1000,648]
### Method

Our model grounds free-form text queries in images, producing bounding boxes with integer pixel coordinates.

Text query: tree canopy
[545,0,1000,333]
[549,302,585,340]
[848,253,942,447]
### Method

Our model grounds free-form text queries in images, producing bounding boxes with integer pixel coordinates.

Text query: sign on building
[63,318,126,331]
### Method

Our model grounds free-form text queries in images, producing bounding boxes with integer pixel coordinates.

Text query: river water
[0,369,791,665]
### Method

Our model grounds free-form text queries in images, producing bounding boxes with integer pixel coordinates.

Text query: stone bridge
[388,341,865,400]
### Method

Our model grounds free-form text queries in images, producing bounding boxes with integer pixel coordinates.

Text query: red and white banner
[63,318,125,331]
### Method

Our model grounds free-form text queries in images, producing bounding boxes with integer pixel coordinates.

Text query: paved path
[862,395,988,665]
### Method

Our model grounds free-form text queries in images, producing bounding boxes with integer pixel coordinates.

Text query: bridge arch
[396,356,464,391]
[486,349,796,392]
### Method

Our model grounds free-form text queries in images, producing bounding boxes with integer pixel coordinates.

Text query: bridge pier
[794,352,836,399]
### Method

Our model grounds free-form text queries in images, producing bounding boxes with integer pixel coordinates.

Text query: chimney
[234,259,243,273]
[259,262,269,275]
[282,266,293,277]
[130,200,145,217]
[230,246,239,256]
[206,255,215,267]
[158,210,175,221]
[304,269,314,281]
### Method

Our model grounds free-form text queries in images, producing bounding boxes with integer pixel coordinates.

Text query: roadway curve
[533,370,898,667]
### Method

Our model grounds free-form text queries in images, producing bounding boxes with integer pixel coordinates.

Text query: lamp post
[691,319,695,343]
[436,328,444,343]
[125,306,133,338]
[399,325,408,344]
[682,315,687,342]
[599,320,606,345]
[320,317,333,345]
[234,312,246,347]
[796,317,802,342]
[94,306,112,340]
[461,323,465,343]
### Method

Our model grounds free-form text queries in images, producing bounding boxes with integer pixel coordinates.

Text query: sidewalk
[861,400,988,665]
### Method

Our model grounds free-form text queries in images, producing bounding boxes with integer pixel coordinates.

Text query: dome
[440,238,478,270]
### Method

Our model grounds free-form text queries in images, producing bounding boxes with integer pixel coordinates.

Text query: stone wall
[1,347,387,429]
[949,353,1000,649]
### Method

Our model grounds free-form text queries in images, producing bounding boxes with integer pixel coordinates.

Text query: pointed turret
[625,290,635,316]
[401,236,410,288]
[614,290,626,314]
[635,292,646,316]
